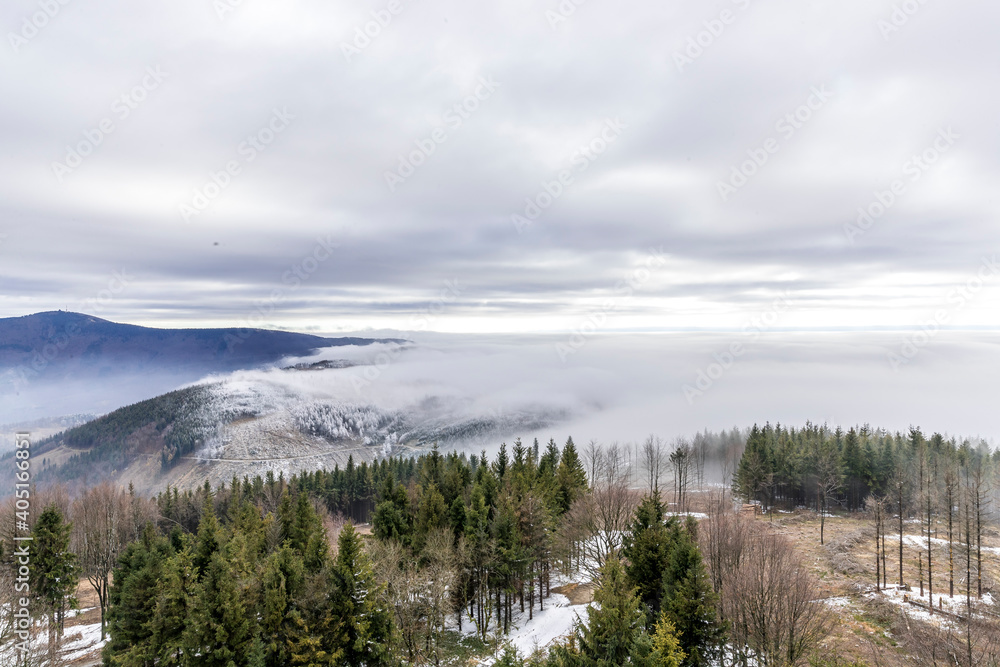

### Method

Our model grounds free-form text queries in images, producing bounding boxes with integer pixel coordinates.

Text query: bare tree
[703,513,831,667]
[945,462,958,598]
[71,482,134,640]
[891,460,911,588]
[920,447,935,604]
[968,450,989,599]
[565,443,639,580]
[813,439,842,546]
[866,495,887,590]
[423,528,457,664]
[701,511,754,596]
[670,440,692,514]
[641,434,665,495]
[583,439,603,488]
[369,536,457,663]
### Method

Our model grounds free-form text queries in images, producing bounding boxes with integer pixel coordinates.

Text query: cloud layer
[1,0,998,336]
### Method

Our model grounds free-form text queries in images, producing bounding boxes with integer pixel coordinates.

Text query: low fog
[208,330,1000,451]
[5,330,998,454]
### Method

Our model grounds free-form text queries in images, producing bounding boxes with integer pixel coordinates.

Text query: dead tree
[704,514,831,667]
[641,434,665,496]
[71,482,135,640]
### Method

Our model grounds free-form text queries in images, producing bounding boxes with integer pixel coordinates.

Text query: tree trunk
[874,506,881,590]
[819,484,825,546]
[926,488,932,612]
[948,485,954,597]
[898,490,904,587]
[975,478,982,599]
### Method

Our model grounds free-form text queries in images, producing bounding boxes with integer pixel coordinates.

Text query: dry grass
[551,582,594,605]
[743,508,1000,666]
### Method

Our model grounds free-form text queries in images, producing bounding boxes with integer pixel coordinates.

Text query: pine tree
[622,494,678,625]
[373,476,411,545]
[659,532,724,667]
[103,525,174,666]
[193,496,222,576]
[649,616,686,667]
[30,504,79,659]
[150,546,197,665]
[328,524,396,666]
[496,645,525,667]
[556,438,588,514]
[574,555,647,666]
[183,550,253,667]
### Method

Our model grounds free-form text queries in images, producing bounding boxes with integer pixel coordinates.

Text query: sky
[1,0,999,336]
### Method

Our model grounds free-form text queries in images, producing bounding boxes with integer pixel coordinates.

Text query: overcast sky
[1,0,998,334]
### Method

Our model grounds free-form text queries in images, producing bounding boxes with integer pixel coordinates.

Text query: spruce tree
[659,532,724,667]
[735,425,773,508]
[260,546,309,666]
[30,504,79,658]
[193,496,222,576]
[496,645,525,667]
[183,550,253,667]
[574,555,647,666]
[622,494,678,625]
[150,547,197,665]
[103,525,173,666]
[328,524,396,666]
[556,438,588,514]
[649,616,685,667]
[372,476,411,545]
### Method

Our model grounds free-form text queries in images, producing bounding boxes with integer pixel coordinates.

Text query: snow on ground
[61,621,106,662]
[0,616,106,666]
[873,586,952,627]
[823,596,853,610]
[506,593,584,657]
[885,534,1000,554]
[867,584,998,629]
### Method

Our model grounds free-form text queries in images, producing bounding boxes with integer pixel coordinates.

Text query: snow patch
[507,593,584,657]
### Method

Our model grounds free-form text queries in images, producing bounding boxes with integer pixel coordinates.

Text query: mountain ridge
[0,310,406,380]
[0,310,407,425]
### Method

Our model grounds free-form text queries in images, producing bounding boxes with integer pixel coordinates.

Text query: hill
[0,310,403,380]
[0,311,404,425]
[8,366,566,495]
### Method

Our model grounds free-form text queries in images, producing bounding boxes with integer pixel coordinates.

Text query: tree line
[2,432,851,667]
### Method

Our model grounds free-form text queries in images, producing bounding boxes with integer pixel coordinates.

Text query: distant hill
[0,311,403,379]
[6,370,566,496]
[0,311,405,425]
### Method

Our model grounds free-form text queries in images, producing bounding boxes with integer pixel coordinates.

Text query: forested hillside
[734,423,1000,549]
[2,425,997,666]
